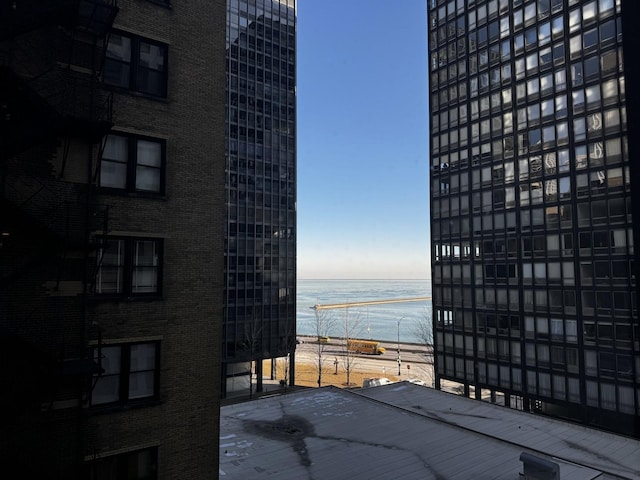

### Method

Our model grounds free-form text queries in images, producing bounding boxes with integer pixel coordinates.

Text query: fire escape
[1,0,118,249]
[0,0,118,474]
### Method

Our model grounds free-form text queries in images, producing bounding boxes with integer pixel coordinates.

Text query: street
[294,336,434,383]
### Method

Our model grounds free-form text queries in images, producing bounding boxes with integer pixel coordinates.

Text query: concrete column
[256,359,263,393]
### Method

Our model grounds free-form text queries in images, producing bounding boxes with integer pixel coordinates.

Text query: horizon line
[297,278,432,281]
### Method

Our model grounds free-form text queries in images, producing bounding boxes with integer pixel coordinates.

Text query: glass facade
[428,0,639,432]
[223,0,297,396]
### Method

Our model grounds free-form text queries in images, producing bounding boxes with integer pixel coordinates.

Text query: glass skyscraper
[223,0,297,397]
[428,0,639,436]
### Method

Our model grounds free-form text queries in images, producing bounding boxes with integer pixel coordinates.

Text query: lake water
[296,279,432,344]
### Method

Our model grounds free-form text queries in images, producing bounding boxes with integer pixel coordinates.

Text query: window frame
[95,237,164,298]
[91,341,160,407]
[99,133,167,195]
[103,30,169,99]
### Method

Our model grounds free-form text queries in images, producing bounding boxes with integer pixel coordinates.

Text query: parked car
[362,377,392,388]
[407,378,427,386]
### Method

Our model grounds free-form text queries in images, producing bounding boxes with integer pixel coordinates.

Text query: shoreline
[296,334,433,357]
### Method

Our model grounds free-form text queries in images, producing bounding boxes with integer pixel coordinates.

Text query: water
[297,279,432,344]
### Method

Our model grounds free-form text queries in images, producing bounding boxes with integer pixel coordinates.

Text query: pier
[312,297,431,310]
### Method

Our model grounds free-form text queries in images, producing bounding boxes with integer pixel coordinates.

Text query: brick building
[1,0,226,477]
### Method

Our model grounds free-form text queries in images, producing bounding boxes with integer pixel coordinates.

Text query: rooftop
[220,383,640,479]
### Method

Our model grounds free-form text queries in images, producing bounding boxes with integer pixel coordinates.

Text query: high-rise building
[428,0,639,436]
[222,0,297,398]
[1,0,226,477]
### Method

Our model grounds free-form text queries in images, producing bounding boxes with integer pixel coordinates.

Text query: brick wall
[2,1,226,476]
[86,1,227,478]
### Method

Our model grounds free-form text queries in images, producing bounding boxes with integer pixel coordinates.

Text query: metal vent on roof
[519,452,560,480]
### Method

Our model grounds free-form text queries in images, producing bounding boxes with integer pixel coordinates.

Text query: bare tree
[411,306,435,386]
[340,308,365,387]
[310,308,336,387]
[242,315,263,399]
[278,354,290,391]
[277,316,297,390]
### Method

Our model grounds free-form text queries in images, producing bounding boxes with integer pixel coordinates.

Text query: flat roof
[219,384,635,479]
[360,382,640,480]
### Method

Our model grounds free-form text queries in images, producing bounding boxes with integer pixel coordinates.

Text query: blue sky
[296,1,430,280]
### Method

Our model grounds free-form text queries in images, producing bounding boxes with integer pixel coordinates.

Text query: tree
[242,314,263,399]
[340,307,365,387]
[278,353,290,391]
[277,316,298,390]
[411,306,435,386]
[310,308,336,387]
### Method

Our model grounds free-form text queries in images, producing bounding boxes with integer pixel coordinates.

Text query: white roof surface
[219,384,639,479]
[360,382,640,480]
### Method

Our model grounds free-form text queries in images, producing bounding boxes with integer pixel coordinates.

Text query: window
[600,19,615,44]
[104,32,168,98]
[584,56,599,80]
[569,8,580,32]
[85,446,158,480]
[100,134,165,194]
[96,237,163,296]
[552,15,563,37]
[525,27,537,47]
[539,21,551,44]
[583,28,597,50]
[553,42,565,64]
[91,342,159,406]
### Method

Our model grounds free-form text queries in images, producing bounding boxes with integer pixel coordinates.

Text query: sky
[296,1,430,280]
